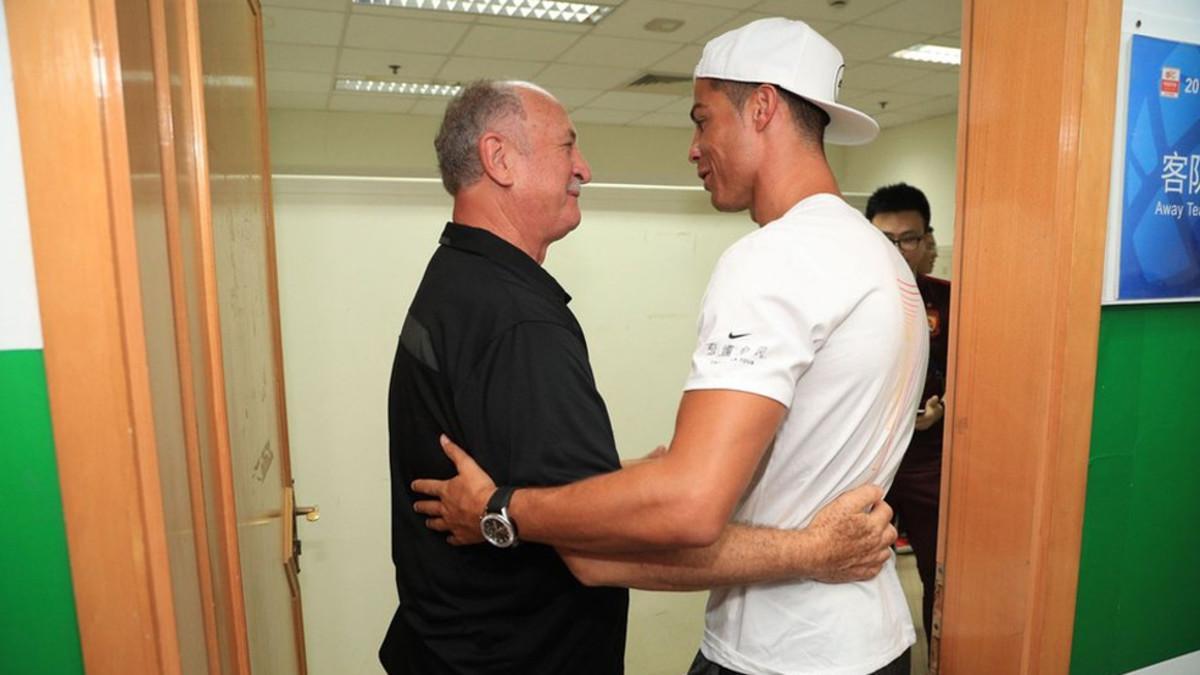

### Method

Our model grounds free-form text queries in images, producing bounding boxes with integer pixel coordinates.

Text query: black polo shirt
[381,222,628,674]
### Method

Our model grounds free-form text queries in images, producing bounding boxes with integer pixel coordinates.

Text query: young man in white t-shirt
[413,18,929,675]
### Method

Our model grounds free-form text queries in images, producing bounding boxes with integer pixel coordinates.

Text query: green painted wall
[1071,303,1200,674]
[0,349,84,674]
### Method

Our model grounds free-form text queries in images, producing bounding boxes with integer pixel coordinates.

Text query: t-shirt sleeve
[684,240,829,407]
[470,321,622,487]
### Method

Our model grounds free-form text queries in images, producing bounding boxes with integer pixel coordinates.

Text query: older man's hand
[803,484,898,583]
[411,435,495,545]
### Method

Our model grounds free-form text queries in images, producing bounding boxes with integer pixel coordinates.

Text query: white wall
[0,0,41,352]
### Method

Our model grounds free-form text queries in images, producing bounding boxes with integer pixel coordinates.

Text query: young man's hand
[411,435,494,545]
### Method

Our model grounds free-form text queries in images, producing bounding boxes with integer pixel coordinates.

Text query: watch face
[481,514,516,548]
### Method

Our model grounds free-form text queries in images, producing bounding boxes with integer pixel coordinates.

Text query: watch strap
[486,485,516,516]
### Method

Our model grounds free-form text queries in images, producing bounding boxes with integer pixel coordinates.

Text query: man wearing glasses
[866,182,951,649]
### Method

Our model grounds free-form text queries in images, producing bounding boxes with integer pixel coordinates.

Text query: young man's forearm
[505,390,787,552]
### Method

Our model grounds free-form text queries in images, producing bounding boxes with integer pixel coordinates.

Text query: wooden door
[186,0,308,672]
[9,0,307,672]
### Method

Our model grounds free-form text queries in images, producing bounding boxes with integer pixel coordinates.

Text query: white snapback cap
[694,17,879,146]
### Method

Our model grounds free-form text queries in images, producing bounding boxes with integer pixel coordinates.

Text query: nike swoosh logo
[728,332,751,339]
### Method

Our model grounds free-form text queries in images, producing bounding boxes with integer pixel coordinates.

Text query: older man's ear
[478,131,515,188]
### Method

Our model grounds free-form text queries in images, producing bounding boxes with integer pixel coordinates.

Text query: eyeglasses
[885,234,926,252]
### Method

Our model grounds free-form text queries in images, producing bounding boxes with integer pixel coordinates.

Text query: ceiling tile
[627,111,694,128]
[263,7,346,46]
[337,48,446,78]
[343,14,470,52]
[411,98,450,117]
[901,70,960,96]
[536,63,642,89]
[668,0,759,8]
[266,90,331,110]
[853,89,931,112]
[474,14,591,33]
[262,0,350,11]
[882,55,957,73]
[648,44,702,75]
[875,108,927,128]
[913,94,959,116]
[454,24,581,61]
[753,0,896,23]
[558,35,679,69]
[842,62,931,91]
[436,56,546,82]
[542,86,604,107]
[656,95,693,113]
[825,24,929,61]
[695,12,840,45]
[694,11,767,43]
[329,92,419,113]
[265,43,338,73]
[585,90,680,111]
[840,91,892,116]
[930,33,961,48]
[570,108,645,125]
[855,0,961,35]
[266,70,335,93]
[591,0,738,43]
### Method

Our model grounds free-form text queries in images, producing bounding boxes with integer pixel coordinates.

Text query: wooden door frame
[936,0,1121,673]
[7,0,184,672]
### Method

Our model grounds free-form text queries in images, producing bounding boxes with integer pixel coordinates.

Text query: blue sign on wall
[1119,35,1200,301]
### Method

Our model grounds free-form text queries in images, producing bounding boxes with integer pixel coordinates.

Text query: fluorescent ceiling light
[890,44,961,66]
[336,78,462,96]
[352,0,615,24]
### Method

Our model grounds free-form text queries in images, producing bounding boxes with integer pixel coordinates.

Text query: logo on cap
[834,64,845,99]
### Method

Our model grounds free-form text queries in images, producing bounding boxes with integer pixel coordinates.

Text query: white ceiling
[262,0,962,130]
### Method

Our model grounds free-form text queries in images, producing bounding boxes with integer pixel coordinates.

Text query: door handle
[295,505,320,522]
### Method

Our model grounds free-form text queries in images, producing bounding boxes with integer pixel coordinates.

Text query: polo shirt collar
[438,222,572,304]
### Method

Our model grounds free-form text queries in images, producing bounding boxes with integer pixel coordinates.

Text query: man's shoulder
[412,248,572,337]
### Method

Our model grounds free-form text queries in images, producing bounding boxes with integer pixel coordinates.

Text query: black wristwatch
[480,486,519,548]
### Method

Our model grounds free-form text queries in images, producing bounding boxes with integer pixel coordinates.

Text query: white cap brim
[803,95,880,146]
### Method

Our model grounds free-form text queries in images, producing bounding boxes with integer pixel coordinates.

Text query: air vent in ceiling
[622,72,692,96]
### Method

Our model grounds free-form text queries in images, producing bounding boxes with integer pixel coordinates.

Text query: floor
[896,551,929,674]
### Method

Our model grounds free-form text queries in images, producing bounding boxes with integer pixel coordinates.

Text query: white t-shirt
[685,194,928,675]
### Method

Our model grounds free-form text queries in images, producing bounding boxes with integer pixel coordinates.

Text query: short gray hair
[434,80,528,195]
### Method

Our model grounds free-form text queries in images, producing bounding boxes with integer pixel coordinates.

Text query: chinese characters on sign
[1116,35,1200,302]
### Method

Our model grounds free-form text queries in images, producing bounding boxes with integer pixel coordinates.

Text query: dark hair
[434,80,527,195]
[709,79,829,147]
[865,182,932,231]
